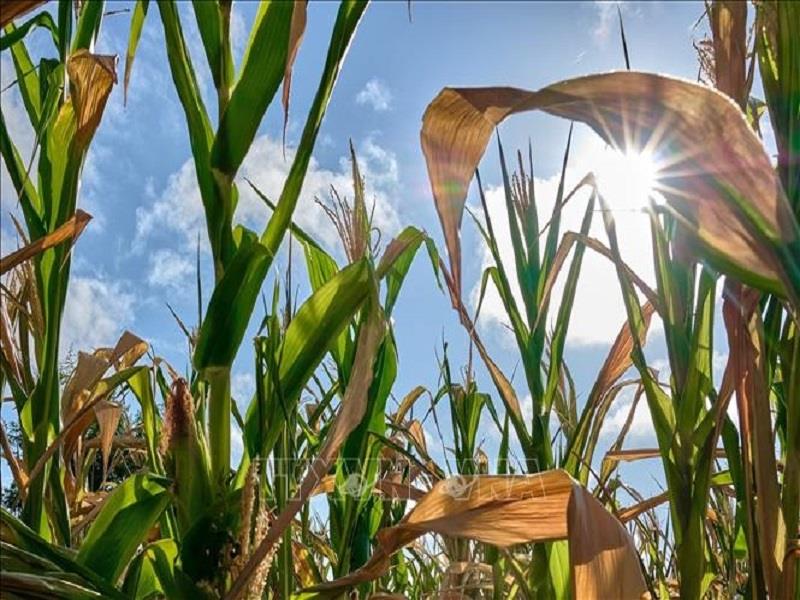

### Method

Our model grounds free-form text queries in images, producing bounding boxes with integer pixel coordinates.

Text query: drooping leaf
[93,399,122,480]
[0,9,58,51]
[0,209,91,275]
[76,473,171,583]
[304,471,646,599]
[420,72,799,299]
[1,508,124,598]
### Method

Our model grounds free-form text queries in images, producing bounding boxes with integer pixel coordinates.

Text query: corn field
[0,1,797,598]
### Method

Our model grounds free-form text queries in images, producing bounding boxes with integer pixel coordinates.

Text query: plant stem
[207,368,231,490]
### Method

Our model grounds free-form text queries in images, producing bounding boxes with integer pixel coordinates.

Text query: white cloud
[470,134,657,347]
[135,135,401,266]
[355,78,392,112]
[1,56,35,224]
[231,423,244,468]
[147,249,194,288]
[592,1,624,44]
[135,160,206,253]
[61,276,136,357]
[600,387,655,443]
[232,371,255,406]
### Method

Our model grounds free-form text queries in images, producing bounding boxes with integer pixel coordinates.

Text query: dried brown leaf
[0,210,91,275]
[67,50,118,149]
[0,0,45,28]
[93,400,122,480]
[421,72,797,296]
[308,470,646,599]
[723,283,786,597]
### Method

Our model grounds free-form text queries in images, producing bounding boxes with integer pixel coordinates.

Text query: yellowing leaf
[421,72,798,297]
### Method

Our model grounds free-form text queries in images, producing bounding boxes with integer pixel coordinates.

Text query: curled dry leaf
[421,72,798,298]
[307,470,646,599]
[67,50,118,149]
[93,400,123,480]
[391,385,428,425]
[56,332,148,495]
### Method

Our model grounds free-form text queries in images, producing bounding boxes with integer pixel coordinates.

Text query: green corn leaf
[127,367,163,474]
[71,0,103,51]
[1,508,124,599]
[191,0,227,91]
[248,259,373,458]
[542,193,595,415]
[0,572,110,599]
[194,231,271,370]
[211,0,296,179]
[5,30,41,127]
[156,0,226,271]
[497,137,536,324]
[539,124,573,301]
[76,473,171,583]
[123,0,149,104]
[122,539,204,599]
[377,225,427,315]
[679,268,716,436]
[261,0,369,254]
[276,258,371,411]
[56,0,71,68]
[0,107,44,237]
[0,10,58,51]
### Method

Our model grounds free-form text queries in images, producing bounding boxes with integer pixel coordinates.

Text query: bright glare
[594,147,659,211]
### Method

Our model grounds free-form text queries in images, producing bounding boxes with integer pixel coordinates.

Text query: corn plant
[243,147,440,591]
[0,0,120,541]
[2,1,797,598]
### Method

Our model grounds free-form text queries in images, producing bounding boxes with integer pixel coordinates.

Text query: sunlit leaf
[421,72,799,298]
[305,471,646,599]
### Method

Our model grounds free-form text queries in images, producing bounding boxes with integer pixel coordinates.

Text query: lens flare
[594,147,659,211]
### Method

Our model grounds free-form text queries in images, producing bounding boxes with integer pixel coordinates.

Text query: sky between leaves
[1,1,744,496]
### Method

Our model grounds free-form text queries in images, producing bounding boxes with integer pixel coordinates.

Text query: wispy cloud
[592,1,624,44]
[61,275,136,357]
[135,134,402,289]
[355,78,393,112]
[147,249,194,289]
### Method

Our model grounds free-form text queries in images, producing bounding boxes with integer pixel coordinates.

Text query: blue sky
[2,1,726,501]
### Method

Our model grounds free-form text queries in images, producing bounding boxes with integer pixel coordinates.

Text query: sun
[594,146,660,211]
